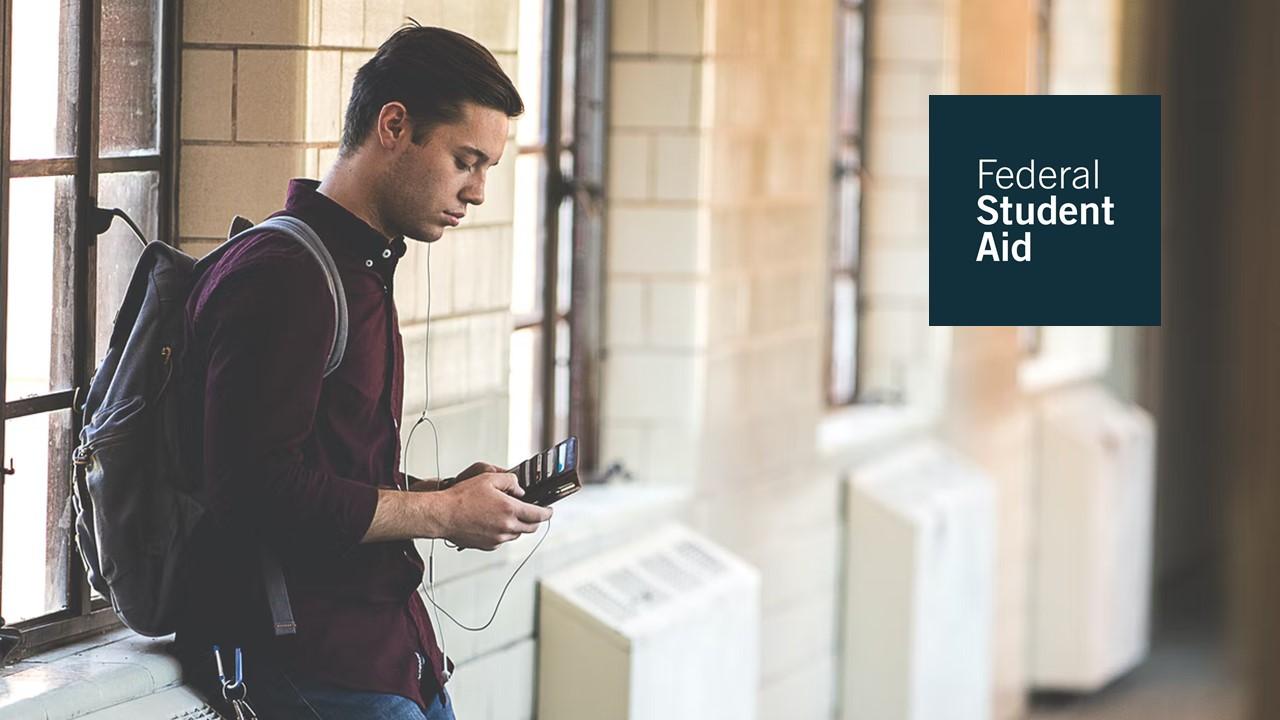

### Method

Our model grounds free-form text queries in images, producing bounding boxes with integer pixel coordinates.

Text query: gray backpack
[71,215,348,637]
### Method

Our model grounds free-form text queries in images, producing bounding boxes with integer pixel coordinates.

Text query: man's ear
[376,102,411,150]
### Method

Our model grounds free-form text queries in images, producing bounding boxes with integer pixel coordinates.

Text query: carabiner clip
[212,645,246,699]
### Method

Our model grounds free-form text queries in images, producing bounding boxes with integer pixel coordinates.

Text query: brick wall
[600,0,710,485]
[600,0,846,715]
[699,0,842,716]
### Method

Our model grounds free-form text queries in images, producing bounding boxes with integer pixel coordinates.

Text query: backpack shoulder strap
[214,215,349,637]
[247,216,349,378]
[260,551,297,637]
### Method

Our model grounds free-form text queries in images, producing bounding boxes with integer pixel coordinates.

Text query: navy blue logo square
[929,95,1160,326]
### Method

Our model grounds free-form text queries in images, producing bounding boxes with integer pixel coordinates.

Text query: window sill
[817,402,934,466]
[1018,352,1108,394]
[0,628,184,719]
[1018,326,1111,394]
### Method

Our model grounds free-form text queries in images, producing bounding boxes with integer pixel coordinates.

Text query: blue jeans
[247,674,454,720]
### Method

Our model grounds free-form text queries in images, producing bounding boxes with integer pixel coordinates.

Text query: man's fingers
[459,461,507,481]
[512,501,553,524]
[489,472,524,496]
[457,462,489,481]
[507,519,542,534]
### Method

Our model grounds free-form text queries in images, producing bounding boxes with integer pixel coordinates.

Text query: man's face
[381,101,509,243]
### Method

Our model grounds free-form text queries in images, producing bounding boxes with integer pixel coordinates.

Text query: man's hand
[408,462,503,492]
[454,461,506,485]
[361,463,550,546]
[436,470,552,551]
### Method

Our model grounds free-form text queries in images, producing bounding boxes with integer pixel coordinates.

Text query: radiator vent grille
[640,551,700,591]
[540,524,760,720]
[575,580,637,623]
[168,705,221,719]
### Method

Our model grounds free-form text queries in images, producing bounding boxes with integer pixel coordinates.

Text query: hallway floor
[1028,571,1240,720]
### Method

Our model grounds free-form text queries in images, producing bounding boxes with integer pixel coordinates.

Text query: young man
[174,25,551,719]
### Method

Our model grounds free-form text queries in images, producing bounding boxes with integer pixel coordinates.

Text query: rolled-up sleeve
[195,236,379,557]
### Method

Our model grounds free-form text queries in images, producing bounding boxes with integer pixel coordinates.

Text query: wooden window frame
[827,0,870,407]
[0,0,181,661]
[514,0,605,475]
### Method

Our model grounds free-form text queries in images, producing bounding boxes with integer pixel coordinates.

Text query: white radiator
[1030,385,1156,691]
[537,523,760,720]
[841,442,996,720]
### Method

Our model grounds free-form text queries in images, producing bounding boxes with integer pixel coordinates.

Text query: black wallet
[510,436,581,506]
[441,436,581,507]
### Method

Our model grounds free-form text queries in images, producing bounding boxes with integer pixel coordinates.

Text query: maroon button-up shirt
[175,179,447,708]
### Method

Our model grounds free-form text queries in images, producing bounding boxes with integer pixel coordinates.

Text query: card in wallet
[509,436,581,506]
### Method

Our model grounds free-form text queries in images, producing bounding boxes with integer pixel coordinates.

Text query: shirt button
[382,249,392,258]
[365,259,374,268]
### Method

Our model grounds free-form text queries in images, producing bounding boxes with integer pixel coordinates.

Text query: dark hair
[340,22,524,155]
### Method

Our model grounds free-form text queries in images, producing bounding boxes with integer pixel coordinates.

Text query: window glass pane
[559,0,578,147]
[507,328,541,466]
[555,150,575,314]
[99,0,162,156]
[10,0,79,159]
[556,194,573,315]
[511,154,544,318]
[5,176,77,401]
[516,0,545,147]
[95,172,159,369]
[828,3,866,406]
[838,7,864,137]
[835,160,861,270]
[554,319,570,440]
[2,409,73,623]
[830,276,857,405]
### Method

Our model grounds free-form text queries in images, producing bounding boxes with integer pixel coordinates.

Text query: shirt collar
[280,178,408,275]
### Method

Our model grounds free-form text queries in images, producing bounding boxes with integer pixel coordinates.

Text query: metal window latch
[2,458,13,476]
[591,461,633,484]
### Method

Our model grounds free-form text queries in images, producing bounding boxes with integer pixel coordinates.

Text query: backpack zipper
[156,344,175,396]
[72,432,130,465]
[73,344,172,466]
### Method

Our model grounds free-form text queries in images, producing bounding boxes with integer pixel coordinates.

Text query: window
[1016,0,1116,392]
[1019,0,1051,357]
[508,0,604,473]
[0,0,179,658]
[827,0,868,406]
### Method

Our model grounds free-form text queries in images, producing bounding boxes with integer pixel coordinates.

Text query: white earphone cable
[399,241,551,679]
